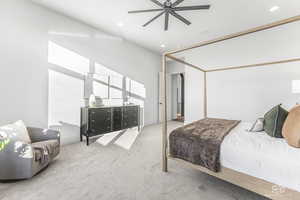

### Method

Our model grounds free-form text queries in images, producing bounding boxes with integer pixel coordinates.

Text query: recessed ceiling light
[160,44,166,48]
[270,6,280,12]
[117,22,124,27]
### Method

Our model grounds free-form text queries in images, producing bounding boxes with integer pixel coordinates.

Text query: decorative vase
[89,94,96,107]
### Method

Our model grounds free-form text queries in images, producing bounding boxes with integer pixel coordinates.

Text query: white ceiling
[31,0,300,54]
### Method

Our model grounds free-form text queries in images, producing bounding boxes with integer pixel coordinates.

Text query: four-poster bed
[161,15,300,200]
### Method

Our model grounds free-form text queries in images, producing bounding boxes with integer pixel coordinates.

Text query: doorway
[171,73,184,122]
[159,72,185,122]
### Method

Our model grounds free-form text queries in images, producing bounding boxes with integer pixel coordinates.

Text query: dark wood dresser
[80,105,140,145]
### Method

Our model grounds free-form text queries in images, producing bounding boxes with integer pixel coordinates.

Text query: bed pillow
[282,105,300,148]
[247,118,264,132]
[264,104,288,138]
[0,120,31,144]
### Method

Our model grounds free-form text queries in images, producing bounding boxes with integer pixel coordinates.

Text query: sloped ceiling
[31,0,300,53]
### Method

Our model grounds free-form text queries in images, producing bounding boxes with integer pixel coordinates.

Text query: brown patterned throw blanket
[169,118,240,172]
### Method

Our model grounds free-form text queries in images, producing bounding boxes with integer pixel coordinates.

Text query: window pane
[129,97,144,108]
[110,87,122,99]
[94,74,109,84]
[48,41,89,74]
[130,80,146,98]
[292,80,300,94]
[110,99,123,106]
[111,76,123,88]
[95,63,123,88]
[93,81,109,99]
[126,78,131,92]
[95,63,122,77]
[48,70,84,126]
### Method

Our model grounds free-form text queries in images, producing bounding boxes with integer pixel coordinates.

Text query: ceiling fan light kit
[128,0,210,31]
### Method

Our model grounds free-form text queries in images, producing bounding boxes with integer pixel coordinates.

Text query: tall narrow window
[94,63,124,102]
[48,41,89,74]
[93,74,109,99]
[130,79,146,98]
[48,70,84,126]
[48,41,87,126]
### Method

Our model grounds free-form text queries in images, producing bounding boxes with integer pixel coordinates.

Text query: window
[48,41,89,74]
[292,80,300,94]
[126,78,146,99]
[93,81,109,99]
[130,79,146,98]
[93,63,124,101]
[48,70,84,126]
[93,73,109,99]
[48,41,87,126]
[47,41,146,127]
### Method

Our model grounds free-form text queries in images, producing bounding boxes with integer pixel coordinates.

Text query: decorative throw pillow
[264,104,289,138]
[0,120,31,144]
[282,105,300,148]
[247,118,264,132]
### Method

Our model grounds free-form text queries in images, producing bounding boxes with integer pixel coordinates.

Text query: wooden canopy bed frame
[161,15,300,200]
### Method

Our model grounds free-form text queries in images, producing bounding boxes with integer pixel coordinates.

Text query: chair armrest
[27,127,60,144]
[0,141,34,180]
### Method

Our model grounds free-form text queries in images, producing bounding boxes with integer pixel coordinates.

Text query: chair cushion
[32,140,59,163]
[264,104,288,138]
[282,105,300,148]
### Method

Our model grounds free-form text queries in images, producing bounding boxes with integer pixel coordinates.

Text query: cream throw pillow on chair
[0,120,31,144]
[282,105,300,148]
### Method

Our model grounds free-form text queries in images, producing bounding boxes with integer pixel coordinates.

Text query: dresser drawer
[89,124,111,136]
[88,108,112,136]
[89,108,111,118]
[113,107,122,131]
[123,106,139,128]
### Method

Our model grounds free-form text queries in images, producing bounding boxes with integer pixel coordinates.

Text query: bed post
[162,54,168,172]
[204,72,207,118]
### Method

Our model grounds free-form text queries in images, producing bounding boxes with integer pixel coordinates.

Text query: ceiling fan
[128,0,210,31]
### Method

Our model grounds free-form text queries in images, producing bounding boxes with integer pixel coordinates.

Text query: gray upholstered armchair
[0,127,60,180]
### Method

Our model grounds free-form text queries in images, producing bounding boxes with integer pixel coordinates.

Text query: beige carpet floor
[0,121,268,200]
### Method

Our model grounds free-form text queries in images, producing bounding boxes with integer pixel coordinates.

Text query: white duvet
[220,122,300,192]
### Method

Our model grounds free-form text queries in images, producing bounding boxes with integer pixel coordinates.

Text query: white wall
[166,60,185,74]
[0,0,160,144]
[183,20,300,122]
[184,67,204,124]
[207,64,300,121]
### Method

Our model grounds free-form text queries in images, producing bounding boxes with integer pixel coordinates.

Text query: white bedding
[220,122,300,192]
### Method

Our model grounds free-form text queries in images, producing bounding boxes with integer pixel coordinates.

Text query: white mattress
[220,122,300,192]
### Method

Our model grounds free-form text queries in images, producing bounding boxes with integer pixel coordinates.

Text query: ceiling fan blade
[128,9,164,14]
[143,11,165,27]
[150,0,164,7]
[172,0,185,7]
[174,5,210,11]
[169,11,191,25]
[165,12,169,31]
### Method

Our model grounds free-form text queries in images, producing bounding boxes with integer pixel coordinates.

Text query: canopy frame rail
[161,14,300,200]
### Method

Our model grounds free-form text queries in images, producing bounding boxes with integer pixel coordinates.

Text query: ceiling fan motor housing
[164,0,172,7]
